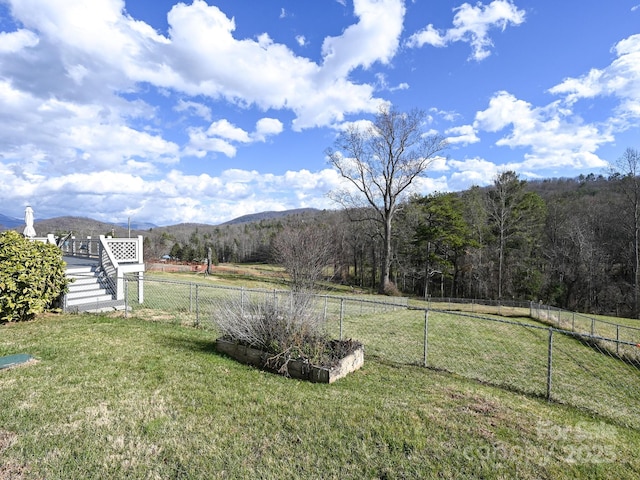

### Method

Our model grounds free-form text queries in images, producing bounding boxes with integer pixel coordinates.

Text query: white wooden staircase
[65,265,125,313]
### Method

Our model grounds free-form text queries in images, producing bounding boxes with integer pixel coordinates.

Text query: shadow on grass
[157,334,220,356]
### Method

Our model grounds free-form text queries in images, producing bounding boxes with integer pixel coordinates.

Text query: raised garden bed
[215,337,364,383]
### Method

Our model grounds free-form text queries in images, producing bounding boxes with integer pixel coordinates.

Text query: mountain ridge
[0,213,22,229]
[0,208,322,236]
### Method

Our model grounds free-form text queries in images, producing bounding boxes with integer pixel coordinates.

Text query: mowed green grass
[2,314,640,479]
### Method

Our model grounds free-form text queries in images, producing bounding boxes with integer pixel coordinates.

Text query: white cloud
[406,0,526,61]
[184,117,284,158]
[447,157,501,186]
[549,34,640,131]
[445,124,480,145]
[406,25,446,49]
[429,108,462,123]
[184,128,237,158]
[207,120,252,143]
[474,91,612,171]
[296,35,306,47]
[321,0,405,76]
[1,166,344,225]
[174,100,212,121]
[163,0,399,129]
[375,73,410,92]
[0,29,39,53]
[253,118,284,142]
[4,0,401,133]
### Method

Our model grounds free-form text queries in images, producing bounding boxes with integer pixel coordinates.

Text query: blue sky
[1,0,639,226]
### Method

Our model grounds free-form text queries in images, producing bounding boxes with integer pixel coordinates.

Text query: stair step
[65,299,126,313]
[65,293,114,306]
[66,285,109,299]
[68,278,101,288]
[66,266,96,276]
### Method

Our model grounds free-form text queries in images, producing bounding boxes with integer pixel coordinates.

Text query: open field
[2,311,640,479]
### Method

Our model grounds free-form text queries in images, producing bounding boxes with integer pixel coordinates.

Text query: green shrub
[0,230,69,322]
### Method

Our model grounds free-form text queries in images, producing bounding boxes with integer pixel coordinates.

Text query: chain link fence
[124,275,640,429]
[530,302,640,362]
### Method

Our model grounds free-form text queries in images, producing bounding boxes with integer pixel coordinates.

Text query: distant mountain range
[220,208,320,226]
[0,208,321,235]
[0,213,22,229]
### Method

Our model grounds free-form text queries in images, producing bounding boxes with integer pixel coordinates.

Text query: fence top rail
[533,301,640,334]
[588,316,640,332]
[560,330,640,348]
[421,307,550,331]
[427,297,530,308]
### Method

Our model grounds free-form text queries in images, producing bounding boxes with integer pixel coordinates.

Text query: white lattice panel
[107,240,138,262]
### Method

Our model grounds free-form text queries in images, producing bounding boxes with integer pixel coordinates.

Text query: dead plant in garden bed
[212,292,361,373]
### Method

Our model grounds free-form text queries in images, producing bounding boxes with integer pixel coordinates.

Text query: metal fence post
[124,276,128,319]
[290,290,294,315]
[189,283,193,314]
[591,318,595,337]
[423,308,429,367]
[323,296,328,323]
[616,325,620,356]
[195,284,199,327]
[340,298,344,340]
[547,328,554,401]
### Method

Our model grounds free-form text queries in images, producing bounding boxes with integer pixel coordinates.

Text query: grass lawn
[1,314,640,479]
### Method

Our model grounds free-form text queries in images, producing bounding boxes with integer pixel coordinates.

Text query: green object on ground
[0,353,34,370]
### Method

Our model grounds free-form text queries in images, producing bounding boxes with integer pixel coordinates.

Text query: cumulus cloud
[3,0,402,134]
[446,157,502,187]
[253,118,284,141]
[1,165,345,225]
[406,0,525,61]
[321,0,405,75]
[549,34,640,130]
[163,0,400,129]
[474,91,612,170]
[445,124,480,145]
[207,120,252,144]
[184,117,284,158]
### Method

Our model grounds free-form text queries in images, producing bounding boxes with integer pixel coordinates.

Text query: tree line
[143,163,640,318]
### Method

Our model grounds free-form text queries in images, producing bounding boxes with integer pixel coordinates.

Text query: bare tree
[326,106,448,294]
[272,221,333,292]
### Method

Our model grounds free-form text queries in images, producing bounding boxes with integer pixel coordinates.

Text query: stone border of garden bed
[215,338,364,383]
